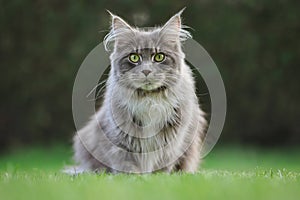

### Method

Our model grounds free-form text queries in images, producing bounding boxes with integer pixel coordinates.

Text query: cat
[71,9,207,174]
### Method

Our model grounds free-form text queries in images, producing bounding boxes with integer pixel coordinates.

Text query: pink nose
[142,70,152,76]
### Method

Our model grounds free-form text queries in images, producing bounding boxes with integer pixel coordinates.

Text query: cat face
[104,10,191,92]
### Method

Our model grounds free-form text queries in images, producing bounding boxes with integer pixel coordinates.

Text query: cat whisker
[196,92,209,97]
[86,79,107,98]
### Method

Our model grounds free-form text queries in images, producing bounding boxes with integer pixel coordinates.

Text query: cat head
[104,9,191,93]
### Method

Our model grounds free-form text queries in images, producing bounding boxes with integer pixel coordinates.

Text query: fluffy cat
[71,9,207,174]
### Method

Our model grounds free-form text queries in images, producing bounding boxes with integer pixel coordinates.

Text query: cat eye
[153,53,165,62]
[129,53,141,63]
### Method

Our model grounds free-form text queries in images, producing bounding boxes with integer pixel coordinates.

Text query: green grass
[0,145,299,200]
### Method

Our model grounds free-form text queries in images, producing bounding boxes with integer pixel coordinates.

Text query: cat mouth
[136,85,167,95]
[139,82,158,90]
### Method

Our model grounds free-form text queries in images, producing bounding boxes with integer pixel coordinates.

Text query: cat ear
[104,11,135,51]
[107,10,133,32]
[160,8,191,42]
[162,8,184,32]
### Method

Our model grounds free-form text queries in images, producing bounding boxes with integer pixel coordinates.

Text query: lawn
[0,145,299,200]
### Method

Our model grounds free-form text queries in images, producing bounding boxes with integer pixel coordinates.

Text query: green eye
[129,53,140,63]
[153,53,165,62]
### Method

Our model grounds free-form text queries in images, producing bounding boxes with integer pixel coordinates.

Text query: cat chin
[139,83,161,91]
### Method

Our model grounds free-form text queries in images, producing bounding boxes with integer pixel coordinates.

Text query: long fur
[71,10,207,174]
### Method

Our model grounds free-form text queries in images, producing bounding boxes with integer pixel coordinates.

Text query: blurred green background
[1,0,300,152]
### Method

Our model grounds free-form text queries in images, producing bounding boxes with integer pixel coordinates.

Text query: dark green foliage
[1,0,299,150]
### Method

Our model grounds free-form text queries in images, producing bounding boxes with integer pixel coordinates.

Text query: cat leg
[73,134,109,173]
[175,137,201,173]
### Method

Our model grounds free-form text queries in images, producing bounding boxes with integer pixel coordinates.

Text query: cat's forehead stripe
[135,48,156,55]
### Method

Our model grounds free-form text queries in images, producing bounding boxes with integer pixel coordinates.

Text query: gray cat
[71,9,207,174]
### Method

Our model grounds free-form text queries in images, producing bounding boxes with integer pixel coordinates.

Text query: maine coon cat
[72,9,207,174]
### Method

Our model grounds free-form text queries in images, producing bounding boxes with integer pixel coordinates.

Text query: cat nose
[141,69,152,76]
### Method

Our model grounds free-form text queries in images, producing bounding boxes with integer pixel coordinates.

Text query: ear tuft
[106,9,114,17]
[177,7,186,16]
[106,10,132,31]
